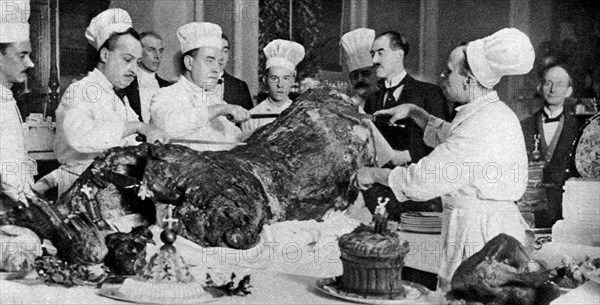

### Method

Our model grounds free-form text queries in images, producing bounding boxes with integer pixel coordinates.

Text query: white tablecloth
[0,220,446,305]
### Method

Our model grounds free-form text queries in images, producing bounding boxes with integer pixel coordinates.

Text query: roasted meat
[104,225,154,275]
[447,234,560,305]
[140,88,377,248]
[44,88,376,263]
[0,192,107,264]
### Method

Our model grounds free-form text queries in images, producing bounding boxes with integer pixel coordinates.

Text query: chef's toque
[466,28,535,89]
[340,28,375,72]
[177,22,222,54]
[0,0,30,43]
[85,8,133,50]
[264,39,305,72]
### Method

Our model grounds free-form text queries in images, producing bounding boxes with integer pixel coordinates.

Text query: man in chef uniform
[54,8,169,195]
[339,28,379,110]
[0,0,44,266]
[0,0,37,203]
[355,28,535,290]
[240,39,304,138]
[150,22,249,151]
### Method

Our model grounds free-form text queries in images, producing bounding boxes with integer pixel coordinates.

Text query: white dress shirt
[136,68,160,123]
[0,84,36,201]
[383,69,407,106]
[541,106,563,145]
[150,76,242,151]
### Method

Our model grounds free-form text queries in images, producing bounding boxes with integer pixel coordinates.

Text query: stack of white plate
[400,212,442,234]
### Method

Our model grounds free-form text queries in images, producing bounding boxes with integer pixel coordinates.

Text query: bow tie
[543,111,563,123]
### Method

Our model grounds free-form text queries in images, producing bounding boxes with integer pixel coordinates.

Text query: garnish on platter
[97,204,252,304]
[33,255,106,287]
[551,255,600,289]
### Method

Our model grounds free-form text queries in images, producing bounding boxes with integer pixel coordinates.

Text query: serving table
[0,223,446,304]
[2,214,599,304]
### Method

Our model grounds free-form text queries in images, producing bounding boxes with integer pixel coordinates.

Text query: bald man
[520,64,581,228]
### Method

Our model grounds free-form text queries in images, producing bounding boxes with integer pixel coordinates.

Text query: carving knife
[171,138,247,146]
[135,114,279,142]
[225,113,280,121]
[329,108,406,128]
[249,113,280,119]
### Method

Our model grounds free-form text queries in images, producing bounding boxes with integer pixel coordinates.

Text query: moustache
[353,82,370,90]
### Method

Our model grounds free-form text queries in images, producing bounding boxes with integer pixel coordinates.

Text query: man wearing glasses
[241,39,305,138]
[520,64,581,228]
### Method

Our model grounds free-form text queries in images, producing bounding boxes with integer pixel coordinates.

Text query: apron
[437,195,529,291]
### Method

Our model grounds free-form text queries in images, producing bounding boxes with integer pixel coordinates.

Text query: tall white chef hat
[85,8,133,50]
[0,0,30,43]
[340,28,375,72]
[264,39,305,72]
[177,22,222,54]
[466,28,535,89]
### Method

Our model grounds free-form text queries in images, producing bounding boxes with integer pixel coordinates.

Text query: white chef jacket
[0,84,37,202]
[137,68,160,123]
[54,68,140,194]
[150,76,242,151]
[241,98,292,139]
[387,91,529,287]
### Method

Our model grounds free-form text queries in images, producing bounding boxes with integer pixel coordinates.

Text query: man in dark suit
[521,64,581,227]
[362,31,450,219]
[121,31,173,122]
[217,34,254,110]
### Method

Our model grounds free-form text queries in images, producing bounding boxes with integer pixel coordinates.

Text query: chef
[0,0,37,203]
[355,28,535,290]
[241,39,304,138]
[54,8,168,195]
[340,28,379,109]
[150,22,249,151]
[0,0,43,269]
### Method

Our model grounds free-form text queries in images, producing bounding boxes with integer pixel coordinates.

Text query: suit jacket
[222,72,253,110]
[123,74,173,122]
[362,75,449,221]
[520,109,581,226]
[364,74,450,162]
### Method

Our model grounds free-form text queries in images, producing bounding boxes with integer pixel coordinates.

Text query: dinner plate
[96,287,217,304]
[315,277,430,304]
[399,219,442,225]
[399,222,441,228]
[399,227,442,234]
[400,212,441,219]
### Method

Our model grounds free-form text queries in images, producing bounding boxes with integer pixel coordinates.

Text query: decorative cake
[118,225,207,300]
[337,199,410,298]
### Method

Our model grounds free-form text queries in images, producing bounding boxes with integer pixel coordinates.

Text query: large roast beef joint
[2,88,379,264]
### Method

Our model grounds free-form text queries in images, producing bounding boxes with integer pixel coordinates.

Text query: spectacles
[267,75,293,84]
[542,80,569,88]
